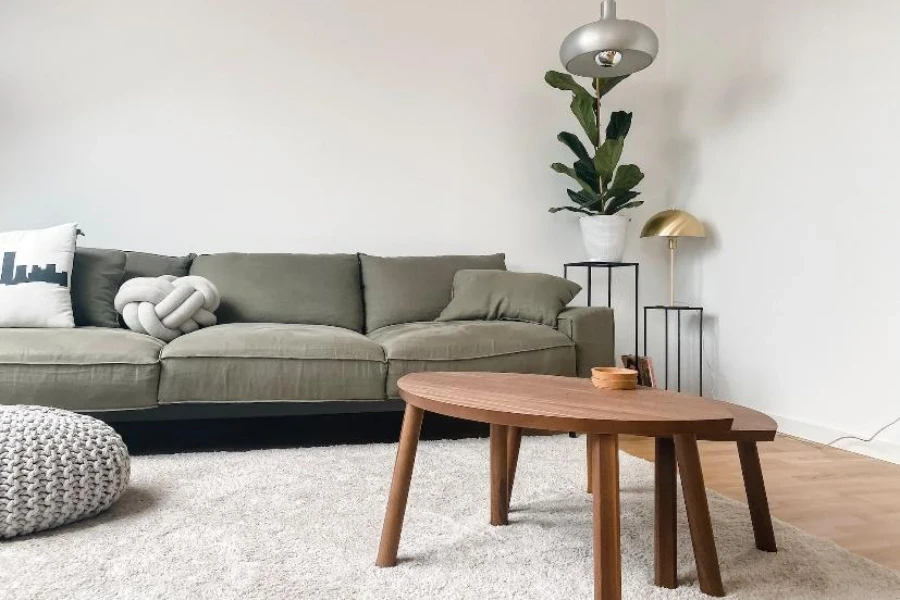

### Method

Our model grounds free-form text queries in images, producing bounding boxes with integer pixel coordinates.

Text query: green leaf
[545,71,594,103]
[605,111,633,141]
[609,164,644,194]
[571,93,598,147]
[566,189,585,205]
[549,205,598,216]
[581,194,605,211]
[597,75,630,98]
[594,139,624,189]
[551,162,595,194]
[545,71,597,144]
[567,188,599,206]
[550,162,575,177]
[603,191,640,214]
[574,159,599,193]
[605,200,644,215]
[557,132,591,163]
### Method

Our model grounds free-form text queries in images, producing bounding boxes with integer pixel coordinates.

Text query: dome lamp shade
[560,0,659,78]
[640,209,707,239]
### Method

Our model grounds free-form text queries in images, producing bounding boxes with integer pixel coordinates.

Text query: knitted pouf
[0,406,130,539]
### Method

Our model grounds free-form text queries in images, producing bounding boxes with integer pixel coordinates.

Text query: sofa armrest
[555,307,615,377]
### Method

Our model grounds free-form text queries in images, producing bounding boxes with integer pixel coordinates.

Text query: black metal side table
[643,305,703,395]
[563,261,639,360]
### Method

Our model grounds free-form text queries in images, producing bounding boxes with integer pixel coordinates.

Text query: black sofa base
[88,400,406,422]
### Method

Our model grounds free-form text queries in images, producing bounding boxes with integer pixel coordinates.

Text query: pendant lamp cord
[595,78,605,198]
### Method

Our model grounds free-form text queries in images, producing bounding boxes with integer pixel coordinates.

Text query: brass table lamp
[640,209,706,306]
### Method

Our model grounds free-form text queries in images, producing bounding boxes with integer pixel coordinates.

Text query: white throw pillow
[0,223,77,327]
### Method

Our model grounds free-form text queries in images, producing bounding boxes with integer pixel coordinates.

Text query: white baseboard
[770,413,900,465]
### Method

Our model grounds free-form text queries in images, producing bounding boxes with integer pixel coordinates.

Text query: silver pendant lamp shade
[559,0,659,78]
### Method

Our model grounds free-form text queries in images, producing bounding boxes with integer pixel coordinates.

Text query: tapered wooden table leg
[506,426,523,512]
[674,434,725,597]
[490,424,509,526]
[586,435,594,493]
[737,440,777,552]
[376,403,424,568]
[654,437,678,589]
[591,434,621,600]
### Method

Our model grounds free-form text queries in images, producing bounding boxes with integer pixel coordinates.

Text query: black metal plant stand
[643,305,703,395]
[563,262,639,360]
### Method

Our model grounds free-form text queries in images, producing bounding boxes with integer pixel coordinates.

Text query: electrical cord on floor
[826,416,900,447]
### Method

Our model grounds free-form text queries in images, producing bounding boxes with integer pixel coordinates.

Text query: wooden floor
[619,433,900,571]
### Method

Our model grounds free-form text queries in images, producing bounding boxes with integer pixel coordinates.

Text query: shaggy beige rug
[1,435,897,599]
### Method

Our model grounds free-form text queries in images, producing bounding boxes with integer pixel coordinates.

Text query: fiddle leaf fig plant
[545,70,645,216]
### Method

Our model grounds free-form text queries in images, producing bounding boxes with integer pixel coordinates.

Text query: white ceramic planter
[579,215,629,262]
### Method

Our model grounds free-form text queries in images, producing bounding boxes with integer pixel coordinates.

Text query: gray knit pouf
[0,405,130,539]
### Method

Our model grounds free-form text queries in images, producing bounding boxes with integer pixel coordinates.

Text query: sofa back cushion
[360,253,506,332]
[124,251,195,281]
[71,247,126,328]
[190,253,364,331]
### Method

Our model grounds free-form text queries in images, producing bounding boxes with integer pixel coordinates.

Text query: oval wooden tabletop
[699,401,778,442]
[398,372,736,436]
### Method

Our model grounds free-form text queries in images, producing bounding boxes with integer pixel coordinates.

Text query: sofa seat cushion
[368,321,576,398]
[159,323,387,403]
[0,328,164,411]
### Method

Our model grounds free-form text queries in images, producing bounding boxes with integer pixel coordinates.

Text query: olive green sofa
[0,251,614,421]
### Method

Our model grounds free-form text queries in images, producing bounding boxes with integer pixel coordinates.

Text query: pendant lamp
[559,0,659,78]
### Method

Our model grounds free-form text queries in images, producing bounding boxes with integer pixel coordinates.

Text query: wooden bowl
[591,367,638,391]
[591,378,637,390]
[591,373,638,381]
[591,367,638,378]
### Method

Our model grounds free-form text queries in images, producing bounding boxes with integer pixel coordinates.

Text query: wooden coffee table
[375,372,739,600]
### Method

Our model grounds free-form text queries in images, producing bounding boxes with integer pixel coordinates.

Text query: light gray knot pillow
[114,275,219,341]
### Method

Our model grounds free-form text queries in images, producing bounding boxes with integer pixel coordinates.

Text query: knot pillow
[114,275,219,341]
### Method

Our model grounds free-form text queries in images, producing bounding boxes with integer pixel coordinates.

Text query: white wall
[9,1,893,460]
[0,0,668,361]
[665,0,900,460]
